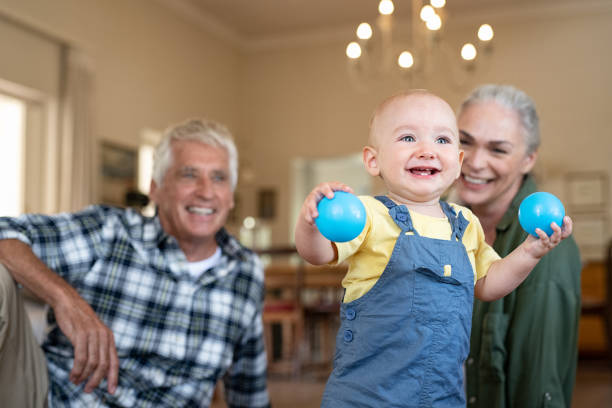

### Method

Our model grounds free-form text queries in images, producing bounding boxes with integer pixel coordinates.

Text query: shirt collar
[144,216,246,262]
[497,173,537,233]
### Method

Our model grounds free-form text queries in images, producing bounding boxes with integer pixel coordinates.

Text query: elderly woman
[456,84,582,408]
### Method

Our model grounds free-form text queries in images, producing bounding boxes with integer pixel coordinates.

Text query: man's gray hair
[459,84,540,154]
[152,118,238,190]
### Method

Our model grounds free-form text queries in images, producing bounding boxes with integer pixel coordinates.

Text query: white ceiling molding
[153,0,244,49]
[450,0,612,26]
[157,0,612,52]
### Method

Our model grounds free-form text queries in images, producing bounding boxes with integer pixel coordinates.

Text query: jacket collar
[496,173,537,233]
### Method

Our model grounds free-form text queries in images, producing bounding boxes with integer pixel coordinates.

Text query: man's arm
[0,208,121,395]
[0,239,118,394]
[474,216,573,301]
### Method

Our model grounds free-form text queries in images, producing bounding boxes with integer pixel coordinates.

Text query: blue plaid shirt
[0,205,270,407]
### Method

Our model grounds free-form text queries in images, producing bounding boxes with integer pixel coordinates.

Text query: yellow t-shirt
[334,196,500,303]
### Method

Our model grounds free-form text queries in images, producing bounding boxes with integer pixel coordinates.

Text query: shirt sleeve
[223,257,271,408]
[0,206,107,280]
[504,247,582,408]
[458,206,500,281]
[333,196,371,265]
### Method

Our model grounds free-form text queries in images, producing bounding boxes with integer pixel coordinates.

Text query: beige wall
[239,8,612,251]
[1,1,611,255]
[0,0,241,148]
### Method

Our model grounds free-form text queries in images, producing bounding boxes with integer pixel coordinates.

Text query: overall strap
[374,195,418,234]
[440,200,469,241]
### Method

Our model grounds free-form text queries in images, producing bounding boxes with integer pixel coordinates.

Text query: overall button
[345,308,356,320]
[343,329,353,342]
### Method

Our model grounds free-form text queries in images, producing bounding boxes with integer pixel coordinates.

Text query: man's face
[149,140,234,257]
[364,93,463,205]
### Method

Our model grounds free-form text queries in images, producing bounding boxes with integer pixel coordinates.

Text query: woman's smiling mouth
[462,174,490,185]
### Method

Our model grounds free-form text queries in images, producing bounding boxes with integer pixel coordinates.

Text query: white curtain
[57,47,97,212]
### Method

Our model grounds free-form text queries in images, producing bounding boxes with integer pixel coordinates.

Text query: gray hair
[459,84,540,154]
[152,118,238,190]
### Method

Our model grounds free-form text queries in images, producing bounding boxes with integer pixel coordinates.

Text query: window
[0,93,26,216]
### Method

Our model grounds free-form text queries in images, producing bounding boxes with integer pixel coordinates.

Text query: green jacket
[466,174,582,408]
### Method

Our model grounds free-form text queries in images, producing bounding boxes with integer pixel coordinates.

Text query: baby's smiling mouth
[409,167,439,176]
[187,206,215,215]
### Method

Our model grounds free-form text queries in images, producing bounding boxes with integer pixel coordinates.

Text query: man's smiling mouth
[187,206,215,215]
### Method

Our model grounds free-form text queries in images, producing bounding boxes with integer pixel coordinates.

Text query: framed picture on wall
[100,142,137,207]
[565,171,607,213]
[258,188,277,220]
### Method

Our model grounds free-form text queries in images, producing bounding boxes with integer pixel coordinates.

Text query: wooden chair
[300,264,346,375]
[261,258,305,376]
[580,239,612,360]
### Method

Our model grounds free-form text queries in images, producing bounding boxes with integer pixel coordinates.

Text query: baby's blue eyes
[400,135,452,144]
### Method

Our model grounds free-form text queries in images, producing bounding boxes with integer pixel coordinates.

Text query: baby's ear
[456,150,464,179]
[363,146,380,177]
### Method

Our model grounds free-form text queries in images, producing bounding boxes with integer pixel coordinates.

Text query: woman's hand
[522,215,573,259]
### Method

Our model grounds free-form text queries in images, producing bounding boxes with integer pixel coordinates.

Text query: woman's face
[456,101,537,210]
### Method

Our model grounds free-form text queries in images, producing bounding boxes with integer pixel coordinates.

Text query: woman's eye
[400,135,415,142]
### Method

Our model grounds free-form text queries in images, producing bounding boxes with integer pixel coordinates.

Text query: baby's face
[366,92,463,205]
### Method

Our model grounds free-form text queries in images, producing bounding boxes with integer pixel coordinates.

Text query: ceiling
[156,0,603,45]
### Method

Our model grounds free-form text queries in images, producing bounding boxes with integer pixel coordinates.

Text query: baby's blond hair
[369,89,449,146]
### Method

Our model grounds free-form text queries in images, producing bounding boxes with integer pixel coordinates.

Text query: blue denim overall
[321,196,474,407]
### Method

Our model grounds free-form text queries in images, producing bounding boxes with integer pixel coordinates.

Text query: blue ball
[518,192,565,237]
[315,191,366,242]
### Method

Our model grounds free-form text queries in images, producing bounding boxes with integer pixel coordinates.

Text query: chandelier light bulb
[378,0,394,15]
[398,51,414,68]
[346,42,362,59]
[420,5,435,22]
[357,22,373,40]
[478,24,494,41]
[430,0,446,8]
[461,43,477,61]
[426,14,442,30]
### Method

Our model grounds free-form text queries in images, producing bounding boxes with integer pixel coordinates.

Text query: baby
[294,90,572,407]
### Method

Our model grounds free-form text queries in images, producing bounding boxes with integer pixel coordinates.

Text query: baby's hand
[300,181,354,226]
[523,215,573,259]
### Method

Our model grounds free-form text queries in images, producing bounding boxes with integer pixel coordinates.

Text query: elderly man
[0,119,270,407]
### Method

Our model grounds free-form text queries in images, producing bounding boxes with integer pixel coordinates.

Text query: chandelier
[345,0,494,85]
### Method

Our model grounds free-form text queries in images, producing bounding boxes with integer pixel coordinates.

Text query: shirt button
[544,392,552,401]
[345,308,356,320]
[468,396,477,404]
[467,357,474,365]
[343,329,353,342]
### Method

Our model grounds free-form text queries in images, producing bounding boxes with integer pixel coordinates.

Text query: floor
[213,358,612,407]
